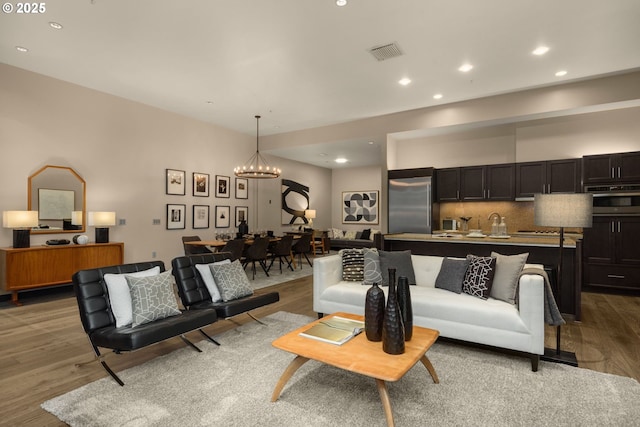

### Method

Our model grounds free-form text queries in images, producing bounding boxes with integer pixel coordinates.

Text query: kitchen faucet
[487,212,501,222]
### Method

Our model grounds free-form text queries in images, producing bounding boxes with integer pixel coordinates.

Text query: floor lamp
[534,193,593,366]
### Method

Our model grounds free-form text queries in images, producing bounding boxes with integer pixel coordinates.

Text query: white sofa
[313,254,545,371]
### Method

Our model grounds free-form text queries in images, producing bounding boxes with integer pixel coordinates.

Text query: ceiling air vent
[368,42,403,61]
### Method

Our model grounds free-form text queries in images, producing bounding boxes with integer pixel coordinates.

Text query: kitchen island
[383,233,583,320]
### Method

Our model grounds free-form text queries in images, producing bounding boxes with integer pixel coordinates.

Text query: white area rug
[42,312,640,426]
[248,257,314,290]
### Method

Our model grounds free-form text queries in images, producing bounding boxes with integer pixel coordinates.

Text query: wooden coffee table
[271,312,439,427]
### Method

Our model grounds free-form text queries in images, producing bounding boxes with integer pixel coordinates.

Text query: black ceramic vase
[364,282,385,341]
[396,276,413,341]
[238,220,249,236]
[382,268,405,355]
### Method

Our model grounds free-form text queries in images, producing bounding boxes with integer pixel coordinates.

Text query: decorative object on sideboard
[234,115,281,179]
[2,210,38,248]
[88,211,116,243]
[364,281,385,341]
[534,193,593,366]
[397,275,413,341]
[73,234,89,245]
[382,268,405,354]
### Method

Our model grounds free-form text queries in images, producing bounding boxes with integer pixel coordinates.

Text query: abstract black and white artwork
[342,191,378,224]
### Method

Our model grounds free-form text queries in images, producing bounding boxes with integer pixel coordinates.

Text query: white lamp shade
[88,211,116,227]
[534,193,593,228]
[304,209,316,219]
[71,211,83,225]
[3,211,39,229]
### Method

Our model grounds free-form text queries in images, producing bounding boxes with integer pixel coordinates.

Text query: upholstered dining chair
[182,235,213,255]
[242,236,270,279]
[291,233,313,269]
[220,238,245,261]
[267,235,294,273]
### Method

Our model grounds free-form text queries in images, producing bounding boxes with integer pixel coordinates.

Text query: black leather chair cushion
[172,253,280,318]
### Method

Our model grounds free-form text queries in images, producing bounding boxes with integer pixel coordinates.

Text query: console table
[0,242,124,305]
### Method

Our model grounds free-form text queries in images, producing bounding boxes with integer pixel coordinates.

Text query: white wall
[331,165,383,232]
[0,64,331,297]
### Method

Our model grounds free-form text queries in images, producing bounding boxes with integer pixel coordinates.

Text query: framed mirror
[28,165,86,234]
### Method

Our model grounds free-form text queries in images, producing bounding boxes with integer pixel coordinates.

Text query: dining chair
[242,236,270,279]
[291,233,313,269]
[267,235,294,273]
[220,238,245,261]
[311,229,326,255]
[182,235,213,255]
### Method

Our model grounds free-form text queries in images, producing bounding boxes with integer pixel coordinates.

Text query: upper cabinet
[515,159,581,199]
[436,164,515,201]
[583,151,640,186]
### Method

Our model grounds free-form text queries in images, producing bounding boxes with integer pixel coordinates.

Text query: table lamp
[3,211,39,248]
[534,193,592,366]
[88,211,116,243]
[305,209,316,227]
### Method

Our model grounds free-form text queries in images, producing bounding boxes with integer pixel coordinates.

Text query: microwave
[442,219,457,230]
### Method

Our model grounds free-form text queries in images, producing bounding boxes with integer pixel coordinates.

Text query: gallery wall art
[342,191,378,224]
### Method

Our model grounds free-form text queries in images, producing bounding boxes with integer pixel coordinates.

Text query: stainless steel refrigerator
[388,174,432,234]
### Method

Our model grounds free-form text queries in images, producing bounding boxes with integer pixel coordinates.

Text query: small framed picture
[193,205,210,229]
[215,205,231,228]
[166,169,185,195]
[235,206,248,227]
[215,175,230,198]
[235,178,248,199]
[193,172,210,197]
[167,204,186,229]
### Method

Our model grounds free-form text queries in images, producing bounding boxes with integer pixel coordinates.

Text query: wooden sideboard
[0,242,124,305]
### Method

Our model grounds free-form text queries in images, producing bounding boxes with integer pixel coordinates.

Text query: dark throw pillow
[341,248,364,282]
[462,255,496,300]
[379,250,415,286]
[435,257,469,294]
[360,228,371,240]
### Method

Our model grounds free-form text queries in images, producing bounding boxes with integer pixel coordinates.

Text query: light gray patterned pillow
[462,255,496,300]
[363,248,382,285]
[210,260,254,302]
[340,248,364,281]
[126,270,181,327]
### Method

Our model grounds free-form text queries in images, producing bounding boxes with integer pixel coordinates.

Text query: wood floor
[1,277,639,427]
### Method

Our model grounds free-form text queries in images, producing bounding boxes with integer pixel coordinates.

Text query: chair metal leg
[87,342,125,386]
[247,312,267,325]
[199,329,221,346]
[180,334,202,352]
[259,260,270,276]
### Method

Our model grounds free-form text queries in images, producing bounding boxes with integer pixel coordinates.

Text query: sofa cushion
[330,228,344,239]
[210,260,254,302]
[104,266,161,327]
[411,255,444,288]
[340,248,364,281]
[195,259,231,302]
[379,250,415,285]
[126,271,182,327]
[363,248,382,284]
[344,230,357,240]
[490,252,529,305]
[435,257,469,294]
[360,228,371,240]
[462,255,496,300]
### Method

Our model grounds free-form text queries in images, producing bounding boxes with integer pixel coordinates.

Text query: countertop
[384,233,579,248]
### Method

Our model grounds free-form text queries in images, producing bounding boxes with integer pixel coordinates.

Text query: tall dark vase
[396,276,413,341]
[382,268,405,355]
[365,282,385,341]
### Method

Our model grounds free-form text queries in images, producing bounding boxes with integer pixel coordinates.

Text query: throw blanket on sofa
[520,267,565,327]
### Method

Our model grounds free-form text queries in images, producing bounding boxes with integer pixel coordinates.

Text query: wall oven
[585,184,640,216]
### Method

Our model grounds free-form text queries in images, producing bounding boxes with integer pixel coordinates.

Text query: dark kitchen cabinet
[515,159,580,198]
[583,151,640,186]
[437,164,514,201]
[583,216,640,291]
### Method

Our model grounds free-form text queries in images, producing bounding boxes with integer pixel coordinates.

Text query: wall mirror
[28,165,86,234]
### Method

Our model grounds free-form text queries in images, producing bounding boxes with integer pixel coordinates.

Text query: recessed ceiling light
[555,70,568,77]
[335,157,348,164]
[336,0,347,6]
[368,141,374,145]
[458,63,473,73]
[49,22,63,30]
[532,46,549,56]
[15,46,28,52]
[398,77,412,86]
[433,93,443,100]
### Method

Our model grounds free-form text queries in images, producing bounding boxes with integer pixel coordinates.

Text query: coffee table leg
[420,354,439,384]
[375,379,395,427]
[271,355,310,402]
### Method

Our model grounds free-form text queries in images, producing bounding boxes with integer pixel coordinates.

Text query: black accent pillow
[360,228,371,240]
[379,250,415,286]
[435,257,469,294]
[341,249,364,281]
[462,255,496,300]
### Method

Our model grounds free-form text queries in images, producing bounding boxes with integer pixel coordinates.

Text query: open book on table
[299,316,365,345]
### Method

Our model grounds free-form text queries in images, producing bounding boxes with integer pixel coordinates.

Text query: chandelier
[234,115,281,179]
